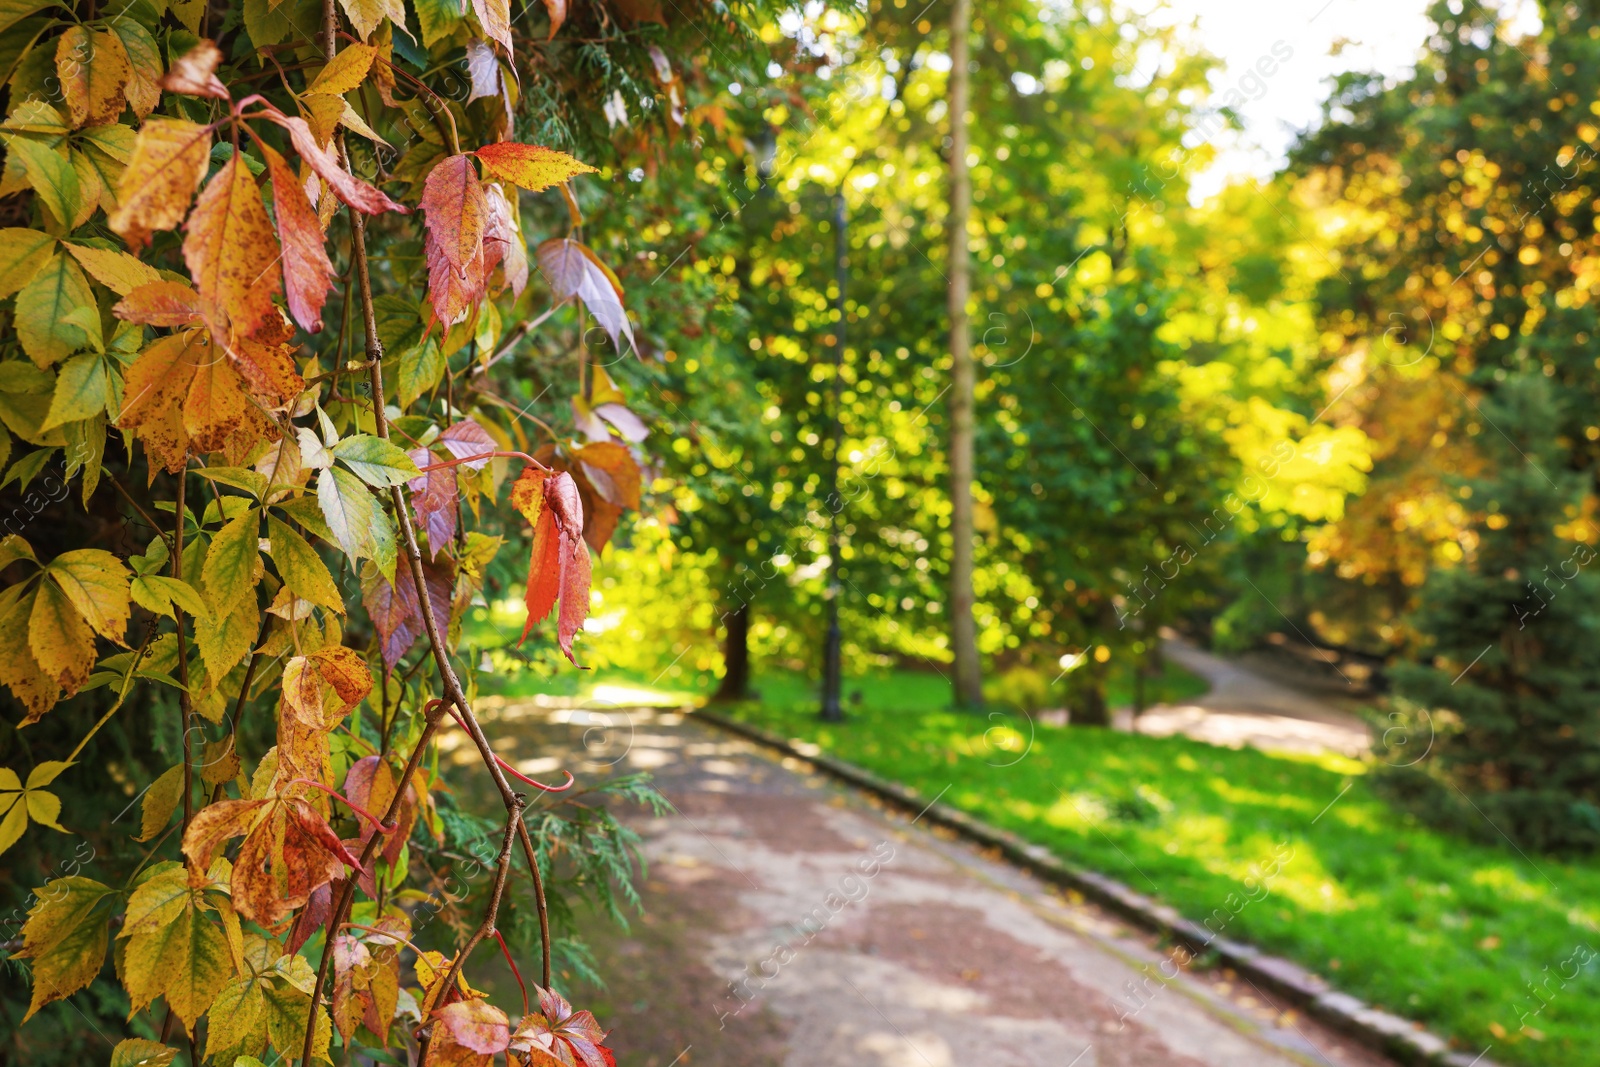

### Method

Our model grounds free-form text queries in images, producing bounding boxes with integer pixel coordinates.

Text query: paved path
[1112,638,1374,757]
[468,701,1398,1067]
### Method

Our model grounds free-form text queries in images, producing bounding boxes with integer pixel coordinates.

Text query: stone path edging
[688,706,1501,1067]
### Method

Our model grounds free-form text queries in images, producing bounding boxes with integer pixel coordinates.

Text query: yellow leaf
[110,117,212,251]
[112,1040,178,1067]
[121,866,236,1033]
[202,508,262,616]
[0,586,60,722]
[267,514,343,611]
[337,0,405,41]
[55,26,131,128]
[195,581,259,685]
[306,43,375,96]
[473,142,596,193]
[46,547,132,643]
[28,576,96,694]
[137,763,185,842]
[0,227,56,298]
[64,240,163,295]
[15,875,113,1020]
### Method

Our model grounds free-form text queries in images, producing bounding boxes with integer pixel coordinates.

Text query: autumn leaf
[109,20,163,118]
[260,108,407,216]
[536,238,637,356]
[0,585,60,722]
[483,183,528,298]
[183,795,363,925]
[338,0,406,41]
[14,874,114,1020]
[202,508,263,616]
[542,0,567,38]
[29,577,95,694]
[307,43,376,95]
[259,139,334,333]
[361,558,452,671]
[120,865,235,1032]
[55,26,131,128]
[511,468,590,663]
[421,153,489,327]
[111,1039,178,1067]
[281,645,372,730]
[136,764,185,842]
[573,441,642,510]
[433,999,510,1067]
[110,117,212,251]
[0,760,71,856]
[472,142,594,193]
[117,331,281,473]
[267,515,343,612]
[205,936,332,1065]
[510,986,613,1067]
[440,419,498,467]
[471,0,512,56]
[318,465,399,577]
[114,280,204,327]
[0,228,58,298]
[162,39,228,98]
[343,756,413,866]
[183,153,282,342]
[64,240,164,295]
[406,447,458,554]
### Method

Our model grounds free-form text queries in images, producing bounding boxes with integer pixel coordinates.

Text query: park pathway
[1111,636,1374,757]
[464,701,1399,1067]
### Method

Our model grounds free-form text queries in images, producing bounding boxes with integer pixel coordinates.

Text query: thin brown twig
[435,799,524,1002]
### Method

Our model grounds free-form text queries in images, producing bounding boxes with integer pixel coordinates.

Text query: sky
[1141,0,1544,200]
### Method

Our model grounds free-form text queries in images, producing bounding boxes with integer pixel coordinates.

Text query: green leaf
[41,352,109,431]
[202,509,262,616]
[16,253,99,367]
[412,0,465,48]
[397,337,444,409]
[266,515,342,612]
[0,227,55,297]
[136,763,184,842]
[317,465,377,563]
[14,875,113,1021]
[5,137,79,231]
[332,434,421,487]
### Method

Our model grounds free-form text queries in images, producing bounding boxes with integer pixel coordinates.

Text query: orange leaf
[472,142,595,193]
[542,0,567,38]
[572,441,641,510]
[435,999,510,1064]
[117,331,279,474]
[161,39,229,99]
[114,281,203,327]
[512,469,590,664]
[110,117,212,251]
[183,152,282,342]
[259,140,334,333]
[240,798,363,924]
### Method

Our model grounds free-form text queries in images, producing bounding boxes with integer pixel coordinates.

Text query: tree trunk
[712,603,752,703]
[947,0,982,710]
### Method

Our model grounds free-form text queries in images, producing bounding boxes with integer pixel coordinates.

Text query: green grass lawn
[713,696,1600,1066]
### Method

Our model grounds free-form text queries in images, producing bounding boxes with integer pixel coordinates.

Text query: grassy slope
[714,685,1600,1067]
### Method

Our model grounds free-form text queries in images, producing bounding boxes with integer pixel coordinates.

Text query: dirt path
[1112,638,1374,757]
[468,701,1399,1067]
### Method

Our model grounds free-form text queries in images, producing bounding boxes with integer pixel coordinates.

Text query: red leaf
[260,139,334,333]
[435,999,510,1055]
[260,108,408,216]
[543,0,567,38]
[421,154,489,327]
[287,882,332,955]
[344,754,415,867]
[511,468,589,664]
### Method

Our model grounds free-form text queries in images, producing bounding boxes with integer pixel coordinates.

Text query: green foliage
[1386,375,1600,853]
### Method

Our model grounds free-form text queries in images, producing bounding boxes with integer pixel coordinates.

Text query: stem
[416,450,548,474]
[300,703,446,1067]
[108,476,173,554]
[340,922,431,959]
[434,801,523,1013]
[291,778,400,832]
[65,620,156,764]
[173,472,195,851]
[494,930,530,1015]
[443,704,573,792]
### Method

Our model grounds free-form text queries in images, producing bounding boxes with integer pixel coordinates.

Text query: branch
[433,799,523,1014]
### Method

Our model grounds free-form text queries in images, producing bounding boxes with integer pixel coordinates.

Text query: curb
[689,707,1502,1067]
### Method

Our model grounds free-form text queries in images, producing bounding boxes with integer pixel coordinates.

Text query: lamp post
[820,189,847,722]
